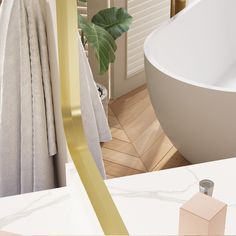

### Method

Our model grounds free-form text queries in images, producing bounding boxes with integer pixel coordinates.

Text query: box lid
[181,192,227,221]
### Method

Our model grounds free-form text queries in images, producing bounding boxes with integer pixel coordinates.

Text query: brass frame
[171,0,186,16]
[56,1,128,235]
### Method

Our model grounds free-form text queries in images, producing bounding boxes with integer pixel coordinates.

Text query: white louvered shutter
[110,0,170,98]
[127,0,170,77]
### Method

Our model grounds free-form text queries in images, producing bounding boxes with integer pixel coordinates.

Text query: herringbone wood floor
[102,85,191,179]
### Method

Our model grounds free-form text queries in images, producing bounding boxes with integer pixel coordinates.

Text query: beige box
[179,192,227,236]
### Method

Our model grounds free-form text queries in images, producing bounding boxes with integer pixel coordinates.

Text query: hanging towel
[0,0,58,197]
[79,37,112,179]
[41,0,68,188]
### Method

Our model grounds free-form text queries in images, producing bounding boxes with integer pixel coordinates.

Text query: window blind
[127,0,170,77]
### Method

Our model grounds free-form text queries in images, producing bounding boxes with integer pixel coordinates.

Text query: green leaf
[92,7,132,40]
[79,15,117,74]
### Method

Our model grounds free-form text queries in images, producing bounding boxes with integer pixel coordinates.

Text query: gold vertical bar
[171,0,176,17]
[56,0,129,235]
[175,0,186,15]
[171,0,186,16]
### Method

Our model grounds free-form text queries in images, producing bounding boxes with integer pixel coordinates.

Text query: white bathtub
[144,0,236,164]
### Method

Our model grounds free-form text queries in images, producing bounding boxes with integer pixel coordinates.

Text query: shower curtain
[0,0,68,197]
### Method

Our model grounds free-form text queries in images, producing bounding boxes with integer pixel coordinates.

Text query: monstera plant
[78,1,132,74]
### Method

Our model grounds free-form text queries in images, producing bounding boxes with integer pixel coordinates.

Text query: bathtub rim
[144,0,236,94]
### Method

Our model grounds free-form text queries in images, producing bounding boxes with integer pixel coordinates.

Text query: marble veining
[0,191,70,228]
[108,168,200,204]
[106,157,236,235]
[0,171,103,235]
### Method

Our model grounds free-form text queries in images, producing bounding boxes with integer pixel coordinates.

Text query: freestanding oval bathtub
[144,0,236,164]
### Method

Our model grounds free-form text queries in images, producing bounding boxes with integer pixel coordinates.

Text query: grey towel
[0,0,57,196]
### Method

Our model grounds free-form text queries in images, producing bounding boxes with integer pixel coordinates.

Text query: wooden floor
[102,85,191,179]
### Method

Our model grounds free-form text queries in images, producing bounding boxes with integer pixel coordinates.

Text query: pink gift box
[179,192,227,235]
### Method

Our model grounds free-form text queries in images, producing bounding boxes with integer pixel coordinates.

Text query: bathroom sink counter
[1,158,236,236]
[0,166,103,235]
[105,157,236,235]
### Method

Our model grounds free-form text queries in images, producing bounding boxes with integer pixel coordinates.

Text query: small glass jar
[199,179,214,197]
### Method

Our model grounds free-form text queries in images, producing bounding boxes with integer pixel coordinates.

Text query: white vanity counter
[0,164,103,235]
[1,158,236,235]
[106,157,236,235]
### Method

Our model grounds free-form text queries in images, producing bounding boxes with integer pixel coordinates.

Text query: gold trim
[56,0,128,235]
[171,0,186,16]
[171,0,176,17]
[175,0,186,14]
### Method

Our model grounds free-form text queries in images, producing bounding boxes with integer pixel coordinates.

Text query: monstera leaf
[92,7,132,40]
[79,15,117,74]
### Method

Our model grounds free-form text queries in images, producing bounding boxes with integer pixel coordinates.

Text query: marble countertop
[105,157,236,235]
[0,163,103,235]
[1,157,236,235]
